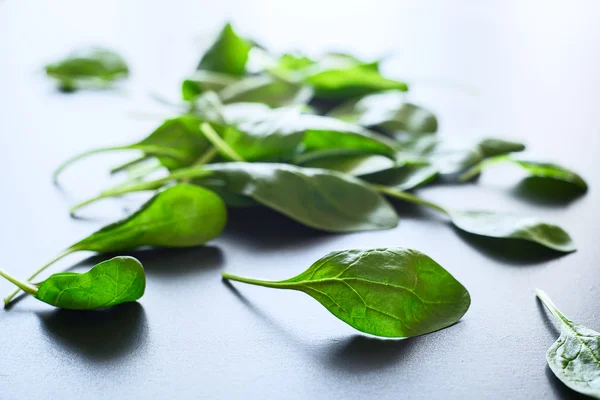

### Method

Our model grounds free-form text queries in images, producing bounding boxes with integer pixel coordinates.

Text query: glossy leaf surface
[202,163,398,232]
[220,106,395,161]
[72,184,227,251]
[36,256,145,310]
[223,248,470,338]
[537,289,600,399]
[449,210,576,252]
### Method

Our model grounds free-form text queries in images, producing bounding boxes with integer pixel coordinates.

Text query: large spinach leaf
[223,248,470,338]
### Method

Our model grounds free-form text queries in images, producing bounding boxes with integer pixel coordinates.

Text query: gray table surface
[1,1,599,398]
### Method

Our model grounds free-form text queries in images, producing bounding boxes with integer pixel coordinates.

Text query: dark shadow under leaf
[322,334,418,373]
[67,246,224,277]
[536,300,560,337]
[511,177,585,207]
[222,279,308,345]
[37,302,148,362]
[545,366,589,400]
[386,197,443,222]
[222,207,335,249]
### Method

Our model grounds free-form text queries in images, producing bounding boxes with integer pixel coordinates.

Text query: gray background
[1,1,599,398]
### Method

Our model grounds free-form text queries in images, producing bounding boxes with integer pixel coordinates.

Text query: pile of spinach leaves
[2,22,593,396]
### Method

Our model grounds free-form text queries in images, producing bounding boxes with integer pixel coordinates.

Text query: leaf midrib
[78,210,202,248]
[288,276,460,306]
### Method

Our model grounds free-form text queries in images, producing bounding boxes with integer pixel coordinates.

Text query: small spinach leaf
[537,289,600,398]
[0,257,145,310]
[477,138,525,158]
[45,47,129,92]
[223,247,470,338]
[72,184,226,251]
[328,92,438,134]
[459,155,588,191]
[37,256,146,310]
[4,184,226,306]
[370,184,576,252]
[54,115,211,180]
[448,211,576,252]
[305,65,408,99]
[512,159,588,191]
[197,23,252,76]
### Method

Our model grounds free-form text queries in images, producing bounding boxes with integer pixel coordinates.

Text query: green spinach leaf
[448,211,576,252]
[72,184,226,251]
[477,138,525,158]
[305,64,408,99]
[459,155,587,191]
[54,115,212,181]
[328,92,438,134]
[222,248,470,338]
[45,47,129,92]
[0,256,145,310]
[537,289,600,398]
[197,23,251,76]
[71,163,399,232]
[219,105,396,161]
[4,184,226,305]
[201,163,399,232]
[271,51,377,80]
[370,185,575,252]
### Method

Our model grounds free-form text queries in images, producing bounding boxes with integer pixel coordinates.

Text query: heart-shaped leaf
[37,256,146,310]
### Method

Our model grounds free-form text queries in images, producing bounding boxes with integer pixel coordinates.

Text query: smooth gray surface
[1,1,599,399]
